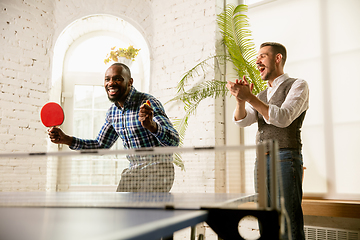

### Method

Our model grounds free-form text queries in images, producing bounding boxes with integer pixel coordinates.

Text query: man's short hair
[260,42,287,66]
[110,63,132,78]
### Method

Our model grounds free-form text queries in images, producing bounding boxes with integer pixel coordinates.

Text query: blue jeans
[255,149,305,240]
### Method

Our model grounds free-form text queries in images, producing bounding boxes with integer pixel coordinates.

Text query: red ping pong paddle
[40,102,64,127]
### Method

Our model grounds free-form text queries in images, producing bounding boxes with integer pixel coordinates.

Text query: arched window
[50,15,150,191]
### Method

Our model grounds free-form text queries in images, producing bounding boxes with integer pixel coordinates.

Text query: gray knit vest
[256,78,306,150]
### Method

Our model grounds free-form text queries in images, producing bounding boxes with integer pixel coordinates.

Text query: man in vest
[226,42,309,240]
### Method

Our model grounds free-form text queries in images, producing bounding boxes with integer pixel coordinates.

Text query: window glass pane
[94,86,110,109]
[73,110,92,138]
[74,85,93,109]
[93,110,107,139]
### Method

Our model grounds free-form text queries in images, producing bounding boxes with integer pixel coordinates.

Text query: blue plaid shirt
[70,87,179,159]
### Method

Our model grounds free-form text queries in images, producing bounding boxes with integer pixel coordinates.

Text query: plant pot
[117,57,133,67]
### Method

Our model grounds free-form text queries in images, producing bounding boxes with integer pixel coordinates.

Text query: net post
[256,142,267,209]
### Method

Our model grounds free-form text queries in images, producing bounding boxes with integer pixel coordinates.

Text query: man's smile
[258,65,265,72]
[257,65,266,77]
[107,87,119,96]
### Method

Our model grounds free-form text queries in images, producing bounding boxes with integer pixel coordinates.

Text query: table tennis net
[0,143,279,209]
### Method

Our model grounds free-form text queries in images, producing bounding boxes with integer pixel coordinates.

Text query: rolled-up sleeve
[265,79,309,128]
[233,103,258,127]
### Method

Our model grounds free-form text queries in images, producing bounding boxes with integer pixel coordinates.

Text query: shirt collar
[267,73,289,89]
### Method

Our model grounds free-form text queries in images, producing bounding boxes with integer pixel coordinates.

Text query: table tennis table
[0,142,283,239]
[0,192,280,240]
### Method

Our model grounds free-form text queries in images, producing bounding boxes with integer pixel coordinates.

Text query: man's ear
[275,53,283,65]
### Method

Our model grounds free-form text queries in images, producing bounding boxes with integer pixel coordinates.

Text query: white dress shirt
[233,73,309,128]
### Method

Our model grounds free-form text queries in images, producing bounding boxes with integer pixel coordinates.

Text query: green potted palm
[168,4,266,168]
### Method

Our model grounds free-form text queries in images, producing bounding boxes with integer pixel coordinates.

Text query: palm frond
[180,80,228,114]
[175,55,228,94]
[171,116,188,171]
[172,116,189,146]
[173,153,185,171]
[217,4,266,95]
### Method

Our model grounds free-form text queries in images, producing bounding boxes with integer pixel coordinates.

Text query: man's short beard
[107,94,121,103]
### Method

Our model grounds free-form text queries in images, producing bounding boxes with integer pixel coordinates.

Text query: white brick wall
[0,0,55,191]
[0,0,54,135]
[151,0,220,146]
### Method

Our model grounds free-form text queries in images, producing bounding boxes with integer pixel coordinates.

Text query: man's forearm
[146,121,158,133]
[63,135,74,146]
[234,101,247,121]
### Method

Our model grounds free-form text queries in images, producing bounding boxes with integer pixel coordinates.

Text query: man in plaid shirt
[49,63,179,192]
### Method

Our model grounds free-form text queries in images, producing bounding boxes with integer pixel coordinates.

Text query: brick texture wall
[0,0,55,191]
[0,0,54,153]
[151,0,220,145]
